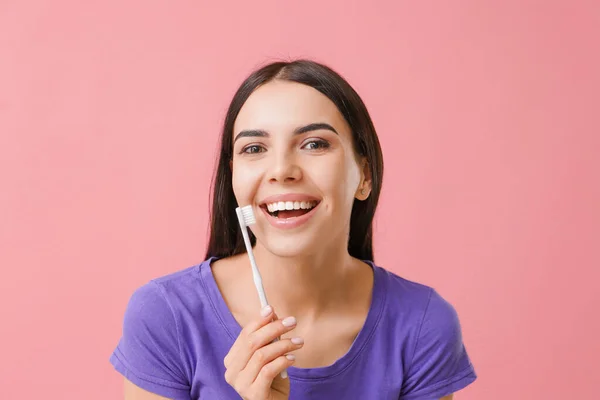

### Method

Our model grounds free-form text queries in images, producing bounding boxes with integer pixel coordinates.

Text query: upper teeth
[266,201,317,212]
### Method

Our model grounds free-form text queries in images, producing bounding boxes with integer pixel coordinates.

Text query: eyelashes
[241,144,264,154]
[302,139,330,151]
[239,139,331,155]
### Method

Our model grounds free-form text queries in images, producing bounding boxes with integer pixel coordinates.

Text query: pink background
[1,1,598,399]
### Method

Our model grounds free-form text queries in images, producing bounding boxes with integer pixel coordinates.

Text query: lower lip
[260,203,321,230]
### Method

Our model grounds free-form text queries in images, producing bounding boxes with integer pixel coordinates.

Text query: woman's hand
[224,306,304,400]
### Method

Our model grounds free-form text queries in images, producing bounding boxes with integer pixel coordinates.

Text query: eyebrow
[234,122,338,143]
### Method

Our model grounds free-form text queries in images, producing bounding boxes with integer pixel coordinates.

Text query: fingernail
[261,306,272,317]
[291,337,304,345]
[282,316,297,327]
[286,354,296,361]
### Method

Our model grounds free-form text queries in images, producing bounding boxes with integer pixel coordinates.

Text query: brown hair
[205,60,384,261]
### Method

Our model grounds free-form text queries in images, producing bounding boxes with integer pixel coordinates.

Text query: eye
[302,139,330,151]
[241,144,265,154]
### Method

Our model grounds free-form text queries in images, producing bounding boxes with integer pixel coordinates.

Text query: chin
[259,234,323,258]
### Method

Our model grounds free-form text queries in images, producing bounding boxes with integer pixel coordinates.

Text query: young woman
[110,60,477,400]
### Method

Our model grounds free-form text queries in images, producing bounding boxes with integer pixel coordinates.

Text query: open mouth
[260,200,320,219]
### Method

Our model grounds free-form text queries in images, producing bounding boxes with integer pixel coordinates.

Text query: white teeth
[265,200,317,212]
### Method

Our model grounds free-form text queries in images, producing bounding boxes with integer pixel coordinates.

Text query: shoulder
[123,260,217,334]
[111,263,211,398]
[374,264,463,343]
[375,264,439,314]
[373,265,477,398]
[121,262,205,334]
[150,262,204,293]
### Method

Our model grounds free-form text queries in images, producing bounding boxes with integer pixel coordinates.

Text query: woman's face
[231,80,370,258]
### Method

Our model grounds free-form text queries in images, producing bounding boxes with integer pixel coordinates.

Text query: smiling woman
[109,60,477,400]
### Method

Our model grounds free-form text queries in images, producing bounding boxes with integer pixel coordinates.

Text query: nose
[267,152,302,183]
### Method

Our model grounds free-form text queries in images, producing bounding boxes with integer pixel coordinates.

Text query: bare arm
[124,378,171,400]
[440,395,454,400]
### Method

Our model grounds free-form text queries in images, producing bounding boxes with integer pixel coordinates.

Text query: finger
[226,312,297,387]
[228,314,297,379]
[237,337,304,387]
[224,308,275,386]
[254,354,296,388]
[231,310,296,370]
[250,315,297,351]
[224,305,274,370]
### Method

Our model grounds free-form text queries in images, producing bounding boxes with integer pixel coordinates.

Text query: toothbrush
[235,205,288,379]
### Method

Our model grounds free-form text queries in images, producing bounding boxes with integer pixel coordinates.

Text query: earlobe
[356,158,372,200]
[355,179,372,201]
[356,183,371,201]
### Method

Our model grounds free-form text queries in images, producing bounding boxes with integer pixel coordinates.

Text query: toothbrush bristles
[240,205,256,225]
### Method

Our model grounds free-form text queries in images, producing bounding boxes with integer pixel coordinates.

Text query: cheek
[308,156,360,204]
[231,160,264,203]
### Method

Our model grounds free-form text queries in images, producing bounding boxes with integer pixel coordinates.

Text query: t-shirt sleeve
[109,281,192,400]
[399,289,477,400]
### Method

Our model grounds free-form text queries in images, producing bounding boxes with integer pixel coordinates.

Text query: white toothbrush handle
[239,226,268,307]
[239,226,288,379]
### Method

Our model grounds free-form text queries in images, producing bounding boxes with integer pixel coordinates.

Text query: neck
[251,241,357,321]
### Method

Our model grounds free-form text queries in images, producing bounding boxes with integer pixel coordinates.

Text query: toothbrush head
[235,205,256,228]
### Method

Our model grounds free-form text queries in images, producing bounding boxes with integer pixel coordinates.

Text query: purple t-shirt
[110,257,477,399]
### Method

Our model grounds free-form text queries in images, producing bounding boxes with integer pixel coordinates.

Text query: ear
[229,159,233,171]
[355,158,372,201]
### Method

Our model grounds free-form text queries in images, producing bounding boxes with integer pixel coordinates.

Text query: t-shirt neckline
[198,256,387,381]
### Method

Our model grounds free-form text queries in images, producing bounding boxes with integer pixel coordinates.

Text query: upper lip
[259,193,321,205]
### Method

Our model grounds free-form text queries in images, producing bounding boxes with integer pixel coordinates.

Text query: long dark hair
[205,60,384,261]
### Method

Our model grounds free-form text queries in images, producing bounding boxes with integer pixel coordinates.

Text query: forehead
[233,80,349,134]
